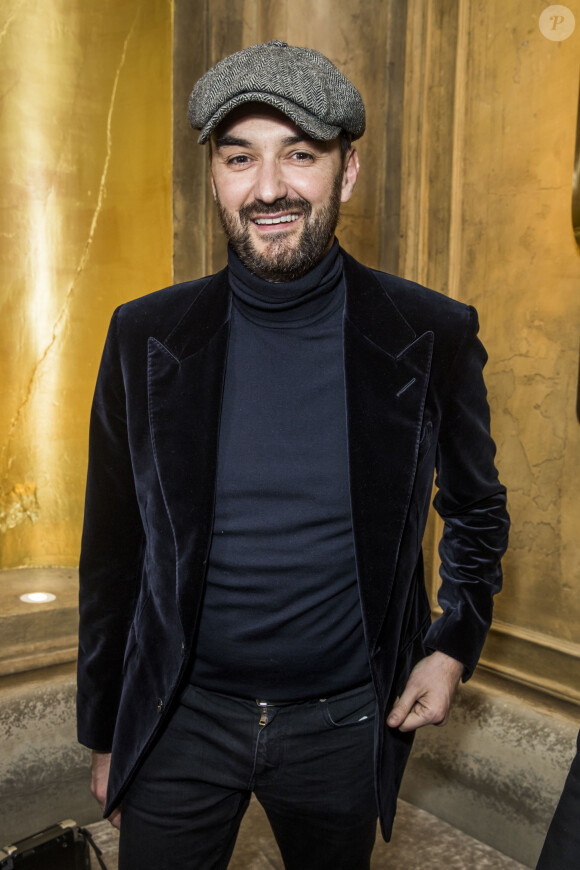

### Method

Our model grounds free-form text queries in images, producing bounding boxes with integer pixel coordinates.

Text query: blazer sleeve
[424,305,510,678]
[77,308,146,751]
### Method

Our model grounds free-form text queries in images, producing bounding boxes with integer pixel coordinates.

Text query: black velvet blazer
[77,249,509,839]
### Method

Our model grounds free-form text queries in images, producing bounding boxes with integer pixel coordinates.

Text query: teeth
[254,214,300,225]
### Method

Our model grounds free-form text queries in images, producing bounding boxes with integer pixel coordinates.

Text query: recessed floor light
[19,592,56,604]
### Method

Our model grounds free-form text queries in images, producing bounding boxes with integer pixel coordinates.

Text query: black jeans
[119,681,378,870]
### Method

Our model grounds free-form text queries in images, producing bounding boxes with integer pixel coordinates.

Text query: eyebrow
[214,133,313,149]
[215,134,251,149]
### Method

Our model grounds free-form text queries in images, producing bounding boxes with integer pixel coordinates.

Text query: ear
[210,173,217,202]
[340,148,360,204]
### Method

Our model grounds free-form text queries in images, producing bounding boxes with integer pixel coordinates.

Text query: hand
[91,751,121,829]
[386,651,464,733]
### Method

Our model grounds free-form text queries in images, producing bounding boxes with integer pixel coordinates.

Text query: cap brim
[196,92,342,144]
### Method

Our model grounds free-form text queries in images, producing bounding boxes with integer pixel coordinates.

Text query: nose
[253,159,288,204]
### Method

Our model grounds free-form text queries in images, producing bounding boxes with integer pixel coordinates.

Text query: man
[77,41,509,869]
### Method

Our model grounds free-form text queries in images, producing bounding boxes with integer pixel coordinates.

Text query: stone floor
[87,797,532,869]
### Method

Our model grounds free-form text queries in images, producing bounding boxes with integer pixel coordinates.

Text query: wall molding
[432,604,580,705]
[0,568,78,677]
[0,638,77,677]
[479,618,580,705]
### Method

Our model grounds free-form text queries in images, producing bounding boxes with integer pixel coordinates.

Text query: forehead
[212,103,324,148]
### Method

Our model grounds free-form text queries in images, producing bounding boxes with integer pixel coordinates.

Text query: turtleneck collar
[227,239,344,327]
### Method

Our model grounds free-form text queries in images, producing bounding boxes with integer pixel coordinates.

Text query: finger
[386,688,420,728]
[399,698,449,732]
[109,807,122,830]
[398,700,437,731]
[91,787,106,811]
[396,709,425,732]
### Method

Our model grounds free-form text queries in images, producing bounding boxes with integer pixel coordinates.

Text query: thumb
[387,692,414,728]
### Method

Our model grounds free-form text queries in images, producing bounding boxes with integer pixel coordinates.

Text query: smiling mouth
[252,214,301,226]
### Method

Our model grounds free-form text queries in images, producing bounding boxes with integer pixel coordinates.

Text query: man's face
[210,105,359,282]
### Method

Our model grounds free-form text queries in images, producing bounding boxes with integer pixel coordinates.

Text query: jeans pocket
[321,684,377,728]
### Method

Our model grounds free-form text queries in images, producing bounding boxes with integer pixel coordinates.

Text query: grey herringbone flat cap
[188,40,365,144]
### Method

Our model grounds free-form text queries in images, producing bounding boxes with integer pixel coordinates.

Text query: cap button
[268,40,288,47]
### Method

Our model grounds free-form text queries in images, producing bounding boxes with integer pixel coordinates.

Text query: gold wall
[434,0,580,702]
[2,0,579,704]
[0,0,173,569]
[387,0,580,702]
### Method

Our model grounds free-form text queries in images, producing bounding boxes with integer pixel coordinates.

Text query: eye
[226,154,252,166]
[290,151,315,163]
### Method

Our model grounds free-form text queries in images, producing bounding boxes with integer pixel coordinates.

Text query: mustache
[239,197,312,224]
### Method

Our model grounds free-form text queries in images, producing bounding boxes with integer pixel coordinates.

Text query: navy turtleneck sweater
[189,241,371,700]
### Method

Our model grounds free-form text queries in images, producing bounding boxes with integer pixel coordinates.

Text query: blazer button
[157,698,164,713]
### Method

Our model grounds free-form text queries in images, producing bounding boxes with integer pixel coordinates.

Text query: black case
[0,820,91,870]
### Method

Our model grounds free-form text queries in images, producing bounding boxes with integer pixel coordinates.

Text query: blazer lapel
[342,252,434,653]
[147,268,231,635]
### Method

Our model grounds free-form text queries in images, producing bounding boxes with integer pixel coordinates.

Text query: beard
[214,170,343,282]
